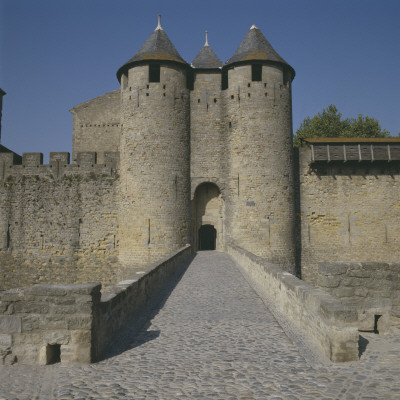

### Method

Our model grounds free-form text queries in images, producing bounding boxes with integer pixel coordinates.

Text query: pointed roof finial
[205,30,209,46]
[156,14,163,30]
[250,24,258,30]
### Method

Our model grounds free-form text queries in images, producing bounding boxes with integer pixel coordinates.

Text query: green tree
[294,105,391,147]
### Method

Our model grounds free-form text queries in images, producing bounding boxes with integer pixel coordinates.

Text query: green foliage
[294,105,391,147]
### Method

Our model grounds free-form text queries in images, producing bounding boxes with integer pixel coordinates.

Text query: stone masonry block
[50,152,70,165]
[22,152,43,166]
[319,300,358,325]
[318,263,350,276]
[0,315,22,333]
[77,152,96,165]
[317,274,342,288]
[0,334,12,347]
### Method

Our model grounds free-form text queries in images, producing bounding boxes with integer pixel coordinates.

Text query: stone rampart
[0,151,119,180]
[0,245,192,365]
[299,145,400,284]
[0,151,120,291]
[227,244,359,362]
[318,262,400,333]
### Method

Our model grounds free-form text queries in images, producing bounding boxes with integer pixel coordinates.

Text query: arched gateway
[192,182,224,251]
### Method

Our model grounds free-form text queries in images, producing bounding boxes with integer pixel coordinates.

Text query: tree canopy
[293,105,392,147]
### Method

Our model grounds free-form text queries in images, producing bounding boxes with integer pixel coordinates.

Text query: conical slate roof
[192,32,223,69]
[225,25,294,75]
[117,16,188,82]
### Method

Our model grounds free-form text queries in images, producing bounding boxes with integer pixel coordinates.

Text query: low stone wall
[0,245,192,365]
[0,283,100,365]
[93,245,192,360]
[318,262,400,333]
[227,244,359,362]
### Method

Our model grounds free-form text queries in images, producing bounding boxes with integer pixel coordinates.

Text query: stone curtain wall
[318,262,400,332]
[0,283,100,365]
[70,90,121,164]
[227,244,359,362]
[299,146,400,284]
[0,245,191,365]
[0,152,120,291]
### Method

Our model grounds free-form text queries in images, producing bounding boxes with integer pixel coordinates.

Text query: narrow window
[221,70,228,90]
[149,64,160,83]
[252,64,262,81]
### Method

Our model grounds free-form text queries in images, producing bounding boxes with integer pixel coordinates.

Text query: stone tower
[117,16,191,271]
[190,32,226,252]
[223,25,296,271]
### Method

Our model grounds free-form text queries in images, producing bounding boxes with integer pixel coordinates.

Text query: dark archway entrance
[198,225,216,250]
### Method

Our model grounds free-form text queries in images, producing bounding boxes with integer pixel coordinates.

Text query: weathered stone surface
[318,262,400,332]
[0,316,21,333]
[227,244,359,362]
[0,334,12,347]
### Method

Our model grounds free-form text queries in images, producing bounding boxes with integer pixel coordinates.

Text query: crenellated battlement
[0,151,119,181]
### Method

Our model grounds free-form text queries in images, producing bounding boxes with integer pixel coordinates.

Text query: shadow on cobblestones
[358,334,369,358]
[102,254,194,361]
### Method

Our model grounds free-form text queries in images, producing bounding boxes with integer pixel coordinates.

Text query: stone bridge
[1,251,399,399]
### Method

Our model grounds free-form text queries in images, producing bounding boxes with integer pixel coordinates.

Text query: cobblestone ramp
[1,251,400,399]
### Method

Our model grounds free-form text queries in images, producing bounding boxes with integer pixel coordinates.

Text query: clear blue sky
[1,0,399,161]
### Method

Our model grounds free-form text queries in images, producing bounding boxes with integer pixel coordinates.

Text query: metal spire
[205,30,209,46]
[156,14,163,30]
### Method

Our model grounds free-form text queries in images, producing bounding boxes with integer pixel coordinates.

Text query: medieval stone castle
[0,17,399,300]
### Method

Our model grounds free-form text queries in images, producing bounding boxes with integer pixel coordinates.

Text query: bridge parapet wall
[227,243,359,362]
[0,151,119,180]
[0,245,191,365]
[0,283,101,365]
[94,245,192,360]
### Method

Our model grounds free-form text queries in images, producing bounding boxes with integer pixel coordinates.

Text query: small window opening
[6,224,10,248]
[146,93,149,96]
[229,121,232,128]
[248,83,251,87]
[149,64,160,83]
[231,95,234,99]
[214,98,217,103]
[374,315,382,334]
[252,64,262,81]
[248,93,251,97]
[46,344,61,364]
[163,84,166,89]
[146,84,149,89]
[221,70,228,90]
[198,99,200,103]
[264,83,267,88]
[163,93,166,97]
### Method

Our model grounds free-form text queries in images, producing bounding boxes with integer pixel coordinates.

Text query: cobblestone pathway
[1,251,400,399]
